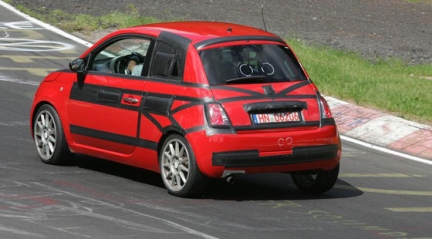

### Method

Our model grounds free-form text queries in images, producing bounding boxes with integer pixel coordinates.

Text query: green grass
[7,2,432,124]
[288,39,432,124]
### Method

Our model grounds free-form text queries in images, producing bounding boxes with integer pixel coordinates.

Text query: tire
[33,104,74,165]
[159,134,208,198]
[291,163,340,194]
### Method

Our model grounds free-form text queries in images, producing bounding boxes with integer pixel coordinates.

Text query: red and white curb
[326,96,432,162]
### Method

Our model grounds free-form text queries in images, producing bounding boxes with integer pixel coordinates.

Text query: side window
[151,52,176,76]
[150,41,180,80]
[89,37,152,76]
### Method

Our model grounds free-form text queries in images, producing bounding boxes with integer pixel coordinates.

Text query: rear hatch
[200,42,321,132]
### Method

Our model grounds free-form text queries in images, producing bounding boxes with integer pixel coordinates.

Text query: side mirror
[69,58,87,88]
[69,58,86,73]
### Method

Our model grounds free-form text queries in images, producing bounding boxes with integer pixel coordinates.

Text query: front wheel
[291,163,340,194]
[159,134,208,198]
[33,104,73,165]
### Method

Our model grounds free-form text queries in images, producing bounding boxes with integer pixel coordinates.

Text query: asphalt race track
[0,3,431,239]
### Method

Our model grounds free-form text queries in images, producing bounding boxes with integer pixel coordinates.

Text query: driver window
[90,37,151,76]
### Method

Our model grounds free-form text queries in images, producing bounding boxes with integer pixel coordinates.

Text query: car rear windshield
[200,44,307,85]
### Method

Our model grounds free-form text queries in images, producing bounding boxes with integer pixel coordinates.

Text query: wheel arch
[157,126,188,162]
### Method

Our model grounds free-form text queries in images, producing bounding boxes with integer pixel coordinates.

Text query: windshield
[200,44,307,85]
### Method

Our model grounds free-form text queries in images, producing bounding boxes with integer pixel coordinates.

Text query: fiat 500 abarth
[30,21,341,197]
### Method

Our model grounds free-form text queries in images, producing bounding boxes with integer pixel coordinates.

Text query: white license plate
[252,112,300,124]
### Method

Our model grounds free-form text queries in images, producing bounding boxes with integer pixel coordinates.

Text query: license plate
[252,112,300,124]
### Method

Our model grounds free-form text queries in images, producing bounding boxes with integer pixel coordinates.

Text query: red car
[30,21,341,197]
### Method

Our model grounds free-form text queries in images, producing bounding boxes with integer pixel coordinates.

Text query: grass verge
[6,2,432,124]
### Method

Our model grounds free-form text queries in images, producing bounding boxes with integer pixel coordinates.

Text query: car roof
[128,21,281,45]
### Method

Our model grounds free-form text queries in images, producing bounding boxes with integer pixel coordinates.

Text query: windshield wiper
[225,75,266,84]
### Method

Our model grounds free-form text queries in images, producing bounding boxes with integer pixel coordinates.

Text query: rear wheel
[33,104,73,165]
[291,163,339,194]
[159,134,208,198]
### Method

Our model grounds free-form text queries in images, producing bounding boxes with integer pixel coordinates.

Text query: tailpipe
[226,175,235,184]
[221,170,244,185]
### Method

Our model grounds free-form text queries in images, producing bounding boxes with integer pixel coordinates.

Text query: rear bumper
[212,144,338,168]
[187,125,341,178]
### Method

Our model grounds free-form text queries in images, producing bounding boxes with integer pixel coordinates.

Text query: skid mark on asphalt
[0,223,43,238]
[257,200,429,237]
[0,181,173,238]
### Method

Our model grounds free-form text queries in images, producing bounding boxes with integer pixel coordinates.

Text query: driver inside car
[127,52,145,76]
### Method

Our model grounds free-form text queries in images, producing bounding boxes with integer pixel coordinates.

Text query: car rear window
[200,44,307,85]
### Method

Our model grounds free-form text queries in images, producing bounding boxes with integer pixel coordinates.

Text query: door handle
[123,97,139,104]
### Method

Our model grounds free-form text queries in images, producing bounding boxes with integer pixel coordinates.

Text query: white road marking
[385,207,432,212]
[0,20,43,30]
[0,38,74,52]
[0,120,30,126]
[0,1,92,48]
[1,29,9,37]
[339,173,424,178]
[0,75,39,85]
[34,182,219,239]
[336,185,432,196]
[342,135,432,166]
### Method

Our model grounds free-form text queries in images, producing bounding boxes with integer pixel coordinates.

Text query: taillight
[206,103,231,126]
[319,96,333,119]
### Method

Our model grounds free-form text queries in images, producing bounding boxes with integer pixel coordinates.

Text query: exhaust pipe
[226,175,235,184]
[222,170,244,184]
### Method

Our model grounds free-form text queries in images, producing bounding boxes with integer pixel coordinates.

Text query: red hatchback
[30,21,341,197]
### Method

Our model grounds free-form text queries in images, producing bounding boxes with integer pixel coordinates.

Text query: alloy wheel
[161,138,191,192]
[34,110,57,161]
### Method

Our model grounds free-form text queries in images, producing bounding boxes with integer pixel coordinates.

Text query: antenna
[261,5,267,31]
